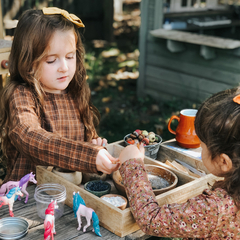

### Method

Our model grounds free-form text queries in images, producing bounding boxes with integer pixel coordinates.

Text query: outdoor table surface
[0,185,151,240]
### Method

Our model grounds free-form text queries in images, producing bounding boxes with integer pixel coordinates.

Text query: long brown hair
[195,87,240,208]
[0,9,100,155]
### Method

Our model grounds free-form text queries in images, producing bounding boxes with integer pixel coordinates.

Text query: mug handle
[168,115,180,135]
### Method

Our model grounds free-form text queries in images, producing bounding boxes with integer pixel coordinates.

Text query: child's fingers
[111,158,120,164]
[102,138,107,147]
[139,143,145,155]
[96,137,102,146]
[105,151,120,164]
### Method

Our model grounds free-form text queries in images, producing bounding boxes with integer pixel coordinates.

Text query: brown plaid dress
[4,85,103,182]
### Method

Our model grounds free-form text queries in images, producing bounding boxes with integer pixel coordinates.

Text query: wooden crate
[36,142,218,237]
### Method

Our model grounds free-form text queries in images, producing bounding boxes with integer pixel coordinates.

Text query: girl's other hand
[96,149,120,174]
[91,137,107,147]
[119,144,145,165]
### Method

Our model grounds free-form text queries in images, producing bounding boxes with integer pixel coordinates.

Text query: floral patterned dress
[119,158,240,239]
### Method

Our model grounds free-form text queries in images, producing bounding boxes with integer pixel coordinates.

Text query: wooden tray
[36,141,218,237]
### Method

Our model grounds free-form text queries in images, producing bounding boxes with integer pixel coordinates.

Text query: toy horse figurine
[73,192,101,237]
[0,172,37,203]
[44,200,58,240]
[0,186,23,217]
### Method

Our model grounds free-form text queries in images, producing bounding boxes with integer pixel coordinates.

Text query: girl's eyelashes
[46,59,56,64]
[66,52,76,59]
[45,53,75,63]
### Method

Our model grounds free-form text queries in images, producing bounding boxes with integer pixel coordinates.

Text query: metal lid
[0,217,29,239]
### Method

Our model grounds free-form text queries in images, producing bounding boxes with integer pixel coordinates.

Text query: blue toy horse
[73,192,101,237]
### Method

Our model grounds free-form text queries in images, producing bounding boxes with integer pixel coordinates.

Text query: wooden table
[0,185,151,240]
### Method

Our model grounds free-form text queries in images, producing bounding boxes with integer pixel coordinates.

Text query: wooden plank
[144,77,210,103]
[145,65,231,94]
[146,49,240,86]
[147,39,240,73]
[125,230,151,240]
[137,0,150,98]
[143,72,220,103]
[0,39,12,53]
[0,2,3,39]
[23,211,125,240]
[150,28,240,49]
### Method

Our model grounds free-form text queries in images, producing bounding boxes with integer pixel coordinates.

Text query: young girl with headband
[119,88,240,239]
[0,7,119,182]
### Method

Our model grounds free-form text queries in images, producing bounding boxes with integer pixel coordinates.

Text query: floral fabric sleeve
[119,158,221,239]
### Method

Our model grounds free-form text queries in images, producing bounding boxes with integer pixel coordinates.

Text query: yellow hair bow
[42,7,85,28]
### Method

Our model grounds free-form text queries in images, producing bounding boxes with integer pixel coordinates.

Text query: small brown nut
[138,134,144,141]
[130,133,137,139]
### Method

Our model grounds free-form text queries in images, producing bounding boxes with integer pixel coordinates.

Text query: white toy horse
[0,186,23,217]
[44,200,58,240]
[73,192,101,237]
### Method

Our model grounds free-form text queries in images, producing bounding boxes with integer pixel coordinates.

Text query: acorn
[130,133,137,139]
[138,134,144,141]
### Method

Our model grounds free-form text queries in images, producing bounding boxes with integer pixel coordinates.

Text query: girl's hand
[91,137,107,147]
[119,144,145,164]
[96,149,120,174]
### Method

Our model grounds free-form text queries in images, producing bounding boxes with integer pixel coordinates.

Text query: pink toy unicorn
[73,192,101,237]
[44,200,58,240]
[0,172,37,203]
[0,186,23,217]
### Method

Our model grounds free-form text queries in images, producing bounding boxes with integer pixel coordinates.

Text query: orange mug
[168,109,200,148]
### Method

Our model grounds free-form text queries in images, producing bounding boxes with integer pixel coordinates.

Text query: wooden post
[137,0,163,98]
[0,1,4,39]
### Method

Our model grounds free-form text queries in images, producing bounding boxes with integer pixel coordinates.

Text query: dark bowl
[84,180,111,197]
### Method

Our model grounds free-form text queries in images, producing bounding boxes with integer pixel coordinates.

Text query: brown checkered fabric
[4,85,103,182]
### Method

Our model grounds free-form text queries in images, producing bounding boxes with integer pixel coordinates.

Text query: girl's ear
[219,153,232,173]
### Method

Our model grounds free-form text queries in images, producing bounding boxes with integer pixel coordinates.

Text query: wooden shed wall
[138,0,240,103]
